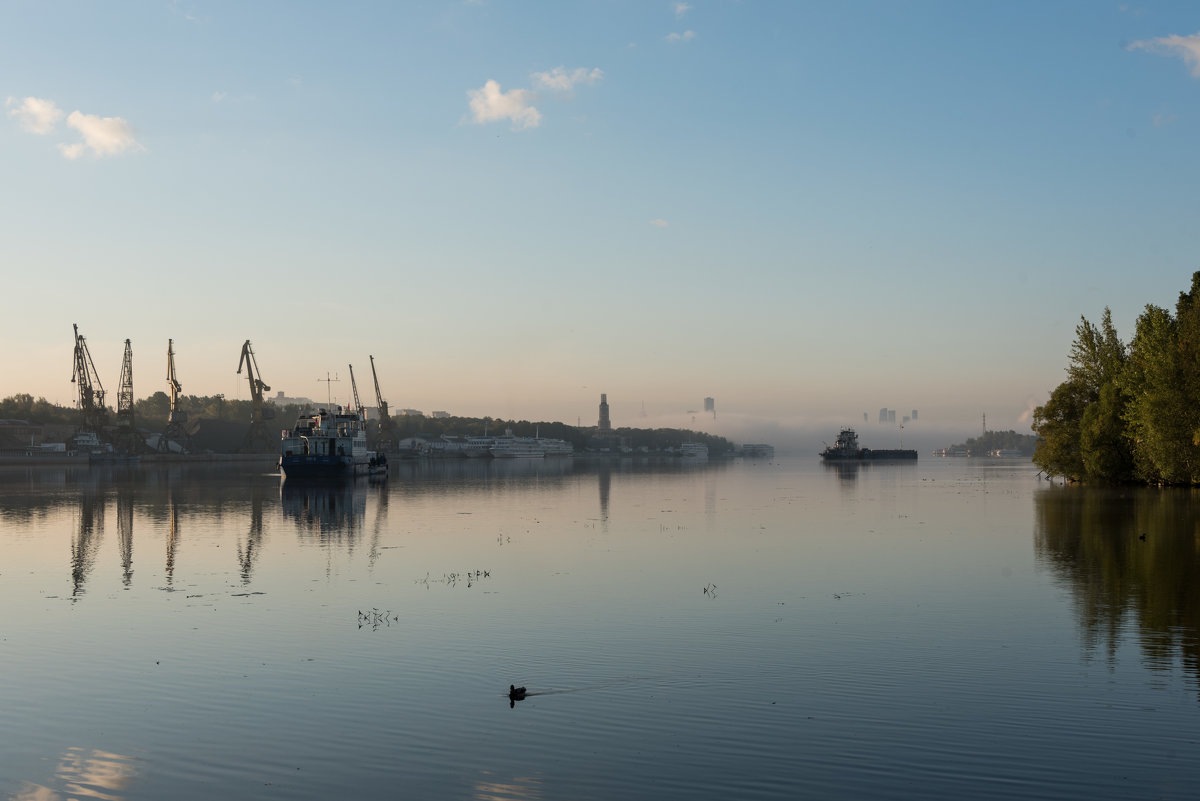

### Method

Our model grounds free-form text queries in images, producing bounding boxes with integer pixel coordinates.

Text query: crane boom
[368,354,395,452]
[160,339,191,453]
[71,323,108,434]
[369,355,388,419]
[348,364,362,415]
[237,339,274,451]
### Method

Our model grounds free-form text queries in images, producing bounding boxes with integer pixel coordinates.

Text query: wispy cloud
[467,80,542,130]
[674,2,692,19]
[58,111,143,159]
[9,96,142,159]
[531,67,604,93]
[650,218,669,227]
[1153,112,1177,127]
[667,30,696,43]
[211,90,227,102]
[6,96,64,134]
[1128,30,1200,77]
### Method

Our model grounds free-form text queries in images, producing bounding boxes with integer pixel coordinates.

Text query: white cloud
[531,66,604,93]
[650,218,669,227]
[6,96,64,134]
[58,110,142,159]
[1128,30,1200,77]
[467,79,541,130]
[667,30,696,43]
[674,3,692,19]
[211,90,227,102]
[1153,112,1177,127]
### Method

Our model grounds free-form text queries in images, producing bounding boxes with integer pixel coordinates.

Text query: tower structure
[598,394,611,432]
[112,338,144,454]
[237,340,274,452]
[70,323,108,437]
[160,339,191,453]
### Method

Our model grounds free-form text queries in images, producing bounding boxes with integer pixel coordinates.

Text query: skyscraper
[598,393,611,432]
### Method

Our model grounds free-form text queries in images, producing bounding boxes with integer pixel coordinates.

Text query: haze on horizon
[4,2,1199,450]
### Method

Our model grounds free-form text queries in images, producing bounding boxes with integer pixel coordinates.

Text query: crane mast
[237,339,274,452]
[160,339,191,453]
[112,338,143,454]
[369,355,395,452]
[348,364,362,415]
[71,323,108,436]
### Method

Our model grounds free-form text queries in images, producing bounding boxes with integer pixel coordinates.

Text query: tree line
[0,393,734,455]
[1033,271,1200,484]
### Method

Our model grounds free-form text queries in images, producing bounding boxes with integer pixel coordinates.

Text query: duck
[509,684,527,700]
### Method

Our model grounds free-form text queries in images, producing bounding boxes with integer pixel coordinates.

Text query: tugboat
[279,405,388,478]
[820,428,917,461]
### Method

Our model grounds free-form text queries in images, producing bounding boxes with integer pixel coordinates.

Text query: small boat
[280,405,388,478]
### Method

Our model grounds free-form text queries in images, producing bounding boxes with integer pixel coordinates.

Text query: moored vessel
[280,406,388,478]
[820,428,917,461]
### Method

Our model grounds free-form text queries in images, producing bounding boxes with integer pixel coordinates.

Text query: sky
[3,1,1200,452]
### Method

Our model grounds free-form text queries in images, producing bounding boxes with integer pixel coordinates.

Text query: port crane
[369,355,395,452]
[237,339,274,452]
[160,339,191,453]
[70,323,109,436]
[348,363,362,415]
[112,338,144,454]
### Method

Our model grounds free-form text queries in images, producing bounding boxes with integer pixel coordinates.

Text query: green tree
[1121,303,1193,483]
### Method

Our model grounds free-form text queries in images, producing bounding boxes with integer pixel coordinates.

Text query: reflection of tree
[71,488,105,599]
[1034,486,1200,690]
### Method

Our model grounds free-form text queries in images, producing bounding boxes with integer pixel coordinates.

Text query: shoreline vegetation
[0,394,736,457]
[1033,270,1200,486]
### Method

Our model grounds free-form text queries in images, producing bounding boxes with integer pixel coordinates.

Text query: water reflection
[280,479,366,544]
[238,483,265,584]
[1035,485,1200,690]
[70,487,104,599]
[14,747,137,801]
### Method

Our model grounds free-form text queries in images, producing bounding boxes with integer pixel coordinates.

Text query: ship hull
[821,449,918,461]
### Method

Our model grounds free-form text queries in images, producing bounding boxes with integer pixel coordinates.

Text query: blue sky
[3,1,1199,448]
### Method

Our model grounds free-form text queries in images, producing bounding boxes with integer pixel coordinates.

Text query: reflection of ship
[280,406,387,478]
[680,442,709,459]
[820,428,917,461]
[280,480,366,539]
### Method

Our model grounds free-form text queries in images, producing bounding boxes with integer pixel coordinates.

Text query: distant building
[879,407,888,424]
[430,411,450,419]
[863,412,868,423]
[398,409,424,416]
[598,394,611,432]
[888,410,896,424]
[273,390,315,408]
[704,397,715,412]
[912,409,919,421]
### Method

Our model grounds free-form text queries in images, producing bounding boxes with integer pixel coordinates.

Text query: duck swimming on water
[509,684,527,700]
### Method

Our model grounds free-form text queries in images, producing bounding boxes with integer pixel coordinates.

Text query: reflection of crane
[369,355,395,451]
[348,364,362,415]
[237,339,274,452]
[160,339,191,453]
[70,323,108,436]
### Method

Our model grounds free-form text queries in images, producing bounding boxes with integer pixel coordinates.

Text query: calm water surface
[3,456,1200,800]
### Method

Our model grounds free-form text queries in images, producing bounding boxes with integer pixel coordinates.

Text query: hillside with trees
[1033,271,1200,484]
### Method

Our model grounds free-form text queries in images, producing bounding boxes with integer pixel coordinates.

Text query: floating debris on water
[415,570,492,589]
